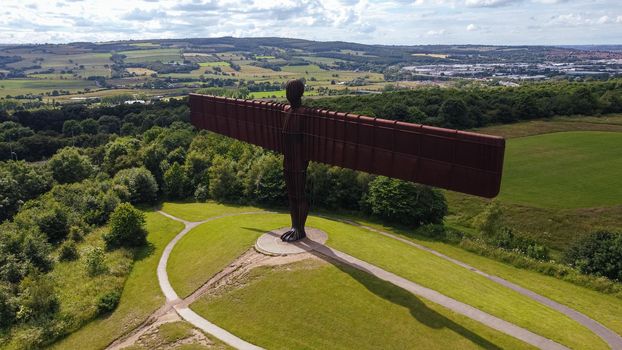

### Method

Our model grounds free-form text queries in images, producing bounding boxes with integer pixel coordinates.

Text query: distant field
[0,79,97,96]
[249,90,287,98]
[498,131,622,209]
[119,48,182,63]
[198,61,230,67]
[412,53,448,58]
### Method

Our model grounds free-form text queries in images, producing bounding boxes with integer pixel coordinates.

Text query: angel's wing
[298,108,505,198]
[189,94,285,152]
[189,94,505,198]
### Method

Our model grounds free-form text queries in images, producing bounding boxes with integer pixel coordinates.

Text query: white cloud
[0,0,620,45]
[465,0,522,7]
[426,29,446,36]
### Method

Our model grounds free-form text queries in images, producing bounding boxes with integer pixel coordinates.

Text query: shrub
[112,167,158,204]
[48,147,94,184]
[472,201,503,238]
[84,247,107,276]
[0,283,17,328]
[103,203,147,249]
[96,289,121,315]
[14,200,71,244]
[365,176,447,227]
[16,272,59,322]
[58,241,79,262]
[564,231,622,281]
[194,183,209,202]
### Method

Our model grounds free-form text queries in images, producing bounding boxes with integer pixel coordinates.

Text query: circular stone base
[255,227,328,256]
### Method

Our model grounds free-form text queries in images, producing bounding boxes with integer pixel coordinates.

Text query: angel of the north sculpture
[189,80,505,242]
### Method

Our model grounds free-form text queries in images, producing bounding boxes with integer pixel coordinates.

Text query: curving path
[156,210,269,350]
[335,219,622,350]
[156,211,622,350]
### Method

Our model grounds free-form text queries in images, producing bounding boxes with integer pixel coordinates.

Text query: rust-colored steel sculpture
[189,80,505,241]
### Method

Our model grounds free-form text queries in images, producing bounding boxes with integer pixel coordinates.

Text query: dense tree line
[306,79,622,129]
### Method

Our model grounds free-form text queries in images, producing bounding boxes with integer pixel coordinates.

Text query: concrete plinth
[255,227,328,256]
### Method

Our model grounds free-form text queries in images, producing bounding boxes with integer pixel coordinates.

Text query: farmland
[2,37,621,109]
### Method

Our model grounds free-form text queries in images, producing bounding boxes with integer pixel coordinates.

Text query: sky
[1,0,621,45]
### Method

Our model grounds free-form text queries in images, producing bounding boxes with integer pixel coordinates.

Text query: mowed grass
[498,131,622,208]
[306,216,606,349]
[160,201,266,222]
[51,211,184,349]
[343,216,622,336]
[167,213,289,297]
[163,204,605,349]
[192,260,535,350]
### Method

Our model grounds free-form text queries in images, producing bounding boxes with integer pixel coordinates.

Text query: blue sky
[1,0,621,45]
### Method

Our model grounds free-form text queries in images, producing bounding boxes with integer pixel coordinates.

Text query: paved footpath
[339,220,622,350]
[157,211,622,350]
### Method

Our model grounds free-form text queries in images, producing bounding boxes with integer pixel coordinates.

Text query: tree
[365,176,447,227]
[80,118,98,135]
[103,203,147,249]
[15,200,70,244]
[62,120,82,136]
[564,231,622,281]
[112,167,158,204]
[98,115,121,134]
[0,160,52,221]
[208,156,242,202]
[438,98,472,129]
[244,154,286,205]
[48,147,94,184]
[103,137,142,174]
[163,162,190,199]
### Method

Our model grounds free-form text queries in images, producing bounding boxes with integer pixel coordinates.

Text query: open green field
[0,79,97,96]
[192,260,534,350]
[497,131,622,208]
[448,117,622,249]
[51,211,184,350]
[119,48,182,63]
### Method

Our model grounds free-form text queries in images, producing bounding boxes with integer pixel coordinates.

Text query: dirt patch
[109,247,321,349]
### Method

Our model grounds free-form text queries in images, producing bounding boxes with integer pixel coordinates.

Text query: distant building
[124,100,146,105]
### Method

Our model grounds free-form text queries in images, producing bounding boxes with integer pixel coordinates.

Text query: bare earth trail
[109,210,622,350]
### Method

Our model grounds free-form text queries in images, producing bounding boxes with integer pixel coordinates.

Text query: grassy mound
[191,259,534,350]
[165,207,606,349]
[498,131,622,209]
[167,213,288,297]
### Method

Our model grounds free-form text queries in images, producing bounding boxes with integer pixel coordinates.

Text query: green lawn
[497,131,622,208]
[167,213,288,297]
[51,211,184,349]
[160,201,266,222]
[163,204,606,349]
[192,260,535,350]
[306,216,606,350]
[344,216,622,336]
